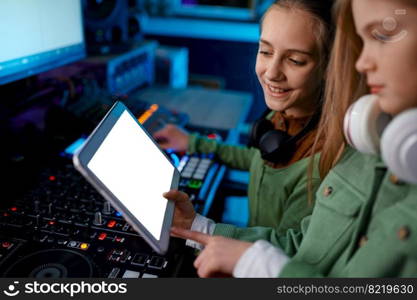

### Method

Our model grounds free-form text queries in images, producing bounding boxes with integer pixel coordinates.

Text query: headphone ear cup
[381,108,417,184]
[258,130,292,162]
[259,130,290,154]
[343,94,390,154]
[248,118,274,148]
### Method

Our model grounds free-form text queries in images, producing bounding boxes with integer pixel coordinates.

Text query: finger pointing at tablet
[170,227,210,245]
[171,227,253,278]
[163,190,196,230]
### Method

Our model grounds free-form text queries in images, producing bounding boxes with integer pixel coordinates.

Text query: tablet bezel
[73,101,178,255]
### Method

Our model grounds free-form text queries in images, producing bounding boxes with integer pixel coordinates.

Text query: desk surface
[131,86,253,131]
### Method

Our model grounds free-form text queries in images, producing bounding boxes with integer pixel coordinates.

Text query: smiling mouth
[266,84,292,94]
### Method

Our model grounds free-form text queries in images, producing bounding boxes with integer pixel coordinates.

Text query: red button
[10,207,17,212]
[107,220,117,228]
[2,242,11,248]
[49,176,56,181]
[98,233,107,241]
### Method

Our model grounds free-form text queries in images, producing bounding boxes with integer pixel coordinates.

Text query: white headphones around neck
[344,94,417,184]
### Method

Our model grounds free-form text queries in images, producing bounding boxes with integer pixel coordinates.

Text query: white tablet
[73,101,179,254]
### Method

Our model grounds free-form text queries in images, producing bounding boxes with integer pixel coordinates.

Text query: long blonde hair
[309,0,368,183]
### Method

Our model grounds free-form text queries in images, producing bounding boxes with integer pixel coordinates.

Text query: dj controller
[0,162,188,278]
[0,100,227,278]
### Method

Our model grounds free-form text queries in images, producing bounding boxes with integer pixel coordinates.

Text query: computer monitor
[0,0,86,85]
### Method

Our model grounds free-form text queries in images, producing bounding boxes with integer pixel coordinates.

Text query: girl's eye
[259,50,272,56]
[372,30,394,42]
[371,24,405,43]
[289,58,306,66]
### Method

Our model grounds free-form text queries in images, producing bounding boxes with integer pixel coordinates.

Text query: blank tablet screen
[87,110,174,240]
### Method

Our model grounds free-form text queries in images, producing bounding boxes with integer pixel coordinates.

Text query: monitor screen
[0,0,85,85]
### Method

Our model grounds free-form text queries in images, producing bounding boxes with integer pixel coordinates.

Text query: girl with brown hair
[158,0,333,235]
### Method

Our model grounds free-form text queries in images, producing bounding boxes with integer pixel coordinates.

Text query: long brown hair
[262,1,337,204]
[309,0,368,186]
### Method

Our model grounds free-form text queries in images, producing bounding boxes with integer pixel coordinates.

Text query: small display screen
[62,137,87,158]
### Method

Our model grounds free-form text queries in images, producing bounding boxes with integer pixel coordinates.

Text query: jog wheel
[4,249,94,278]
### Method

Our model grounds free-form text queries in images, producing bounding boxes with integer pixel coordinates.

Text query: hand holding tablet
[162,190,196,231]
